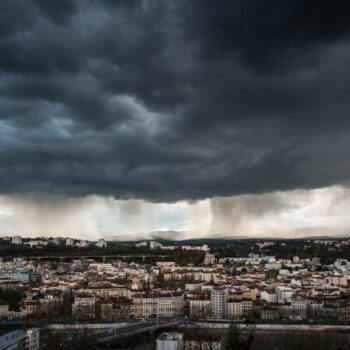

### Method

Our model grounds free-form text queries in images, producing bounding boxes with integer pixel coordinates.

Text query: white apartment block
[65,238,75,246]
[211,288,228,317]
[157,333,183,350]
[276,286,294,303]
[96,239,107,248]
[181,245,209,252]
[185,282,204,291]
[11,236,22,245]
[0,270,41,283]
[0,328,39,350]
[150,241,163,250]
[260,290,277,303]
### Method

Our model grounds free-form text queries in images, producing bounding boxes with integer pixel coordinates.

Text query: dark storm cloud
[1,0,350,202]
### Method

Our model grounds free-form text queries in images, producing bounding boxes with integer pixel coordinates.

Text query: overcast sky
[1,1,350,238]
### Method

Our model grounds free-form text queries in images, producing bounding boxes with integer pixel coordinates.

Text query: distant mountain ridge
[105,230,188,242]
[105,226,350,242]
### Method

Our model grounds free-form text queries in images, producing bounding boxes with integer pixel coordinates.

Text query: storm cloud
[1,0,350,202]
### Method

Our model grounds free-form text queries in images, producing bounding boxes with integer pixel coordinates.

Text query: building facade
[211,288,228,318]
[157,332,183,350]
[0,328,39,350]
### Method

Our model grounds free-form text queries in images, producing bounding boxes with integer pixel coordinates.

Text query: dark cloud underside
[1,0,350,201]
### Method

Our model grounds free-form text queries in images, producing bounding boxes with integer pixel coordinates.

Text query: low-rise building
[184,333,221,350]
[157,332,183,350]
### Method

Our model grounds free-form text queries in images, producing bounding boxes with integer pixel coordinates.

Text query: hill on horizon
[105,226,350,242]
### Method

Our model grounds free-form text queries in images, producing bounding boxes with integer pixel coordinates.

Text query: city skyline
[3,2,350,349]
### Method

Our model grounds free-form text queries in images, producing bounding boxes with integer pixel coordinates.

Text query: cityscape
[1,236,350,348]
[2,0,350,349]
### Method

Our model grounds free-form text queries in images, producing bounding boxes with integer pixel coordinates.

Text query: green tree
[0,288,24,308]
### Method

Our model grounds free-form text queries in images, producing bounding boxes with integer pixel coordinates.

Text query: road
[93,318,350,343]
[2,318,350,328]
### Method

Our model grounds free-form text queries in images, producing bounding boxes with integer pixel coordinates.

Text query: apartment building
[72,295,96,319]
[11,236,22,245]
[133,292,184,318]
[156,332,183,350]
[0,328,39,350]
[211,288,228,318]
[227,300,242,318]
[189,297,211,318]
[276,286,294,303]
[260,289,277,303]
[133,293,159,318]
[0,270,42,283]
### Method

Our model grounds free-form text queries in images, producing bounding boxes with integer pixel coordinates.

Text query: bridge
[95,320,181,343]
